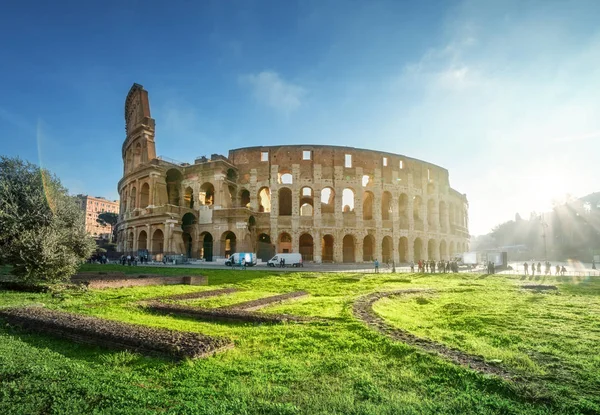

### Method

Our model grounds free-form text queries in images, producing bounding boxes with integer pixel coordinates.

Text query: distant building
[77,195,120,239]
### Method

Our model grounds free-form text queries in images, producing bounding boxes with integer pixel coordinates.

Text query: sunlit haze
[1,0,598,236]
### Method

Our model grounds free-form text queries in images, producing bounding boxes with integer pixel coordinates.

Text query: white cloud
[239,71,307,114]
[388,1,600,235]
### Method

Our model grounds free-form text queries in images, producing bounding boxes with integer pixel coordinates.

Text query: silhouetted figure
[523,262,529,275]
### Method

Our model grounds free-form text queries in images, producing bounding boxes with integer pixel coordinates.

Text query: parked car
[267,253,303,267]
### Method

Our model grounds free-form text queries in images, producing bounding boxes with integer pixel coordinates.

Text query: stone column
[314,229,322,263]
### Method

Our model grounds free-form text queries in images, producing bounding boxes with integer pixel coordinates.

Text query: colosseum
[117,83,470,263]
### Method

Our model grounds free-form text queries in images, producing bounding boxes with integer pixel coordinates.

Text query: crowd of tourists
[413,259,460,273]
[522,261,567,276]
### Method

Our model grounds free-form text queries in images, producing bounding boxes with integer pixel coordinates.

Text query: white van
[267,253,303,268]
[225,252,257,267]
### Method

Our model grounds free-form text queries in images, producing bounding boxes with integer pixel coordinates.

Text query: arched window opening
[398,237,408,263]
[299,234,314,262]
[222,231,236,258]
[133,143,142,167]
[226,168,237,182]
[362,175,371,187]
[413,238,422,262]
[300,187,314,217]
[342,188,355,212]
[321,187,335,214]
[279,188,292,216]
[427,199,437,227]
[413,196,422,221]
[343,235,355,263]
[184,187,194,209]
[166,169,183,206]
[257,233,273,262]
[200,232,213,262]
[258,187,271,212]
[199,182,215,206]
[428,239,437,260]
[382,236,392,264]
[138,230,147,251]
[152,229,164,254]
[322,235,334,262]
[363,235,374,262]
[279,172,293,184]
[363,191,374,220]
[381,191,392,220]
[140,183,150,208]
[279,232,292,253]
[129,187,137,210]
[239,189,250,208]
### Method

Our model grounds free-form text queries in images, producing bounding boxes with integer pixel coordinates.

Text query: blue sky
[1,0,599,235]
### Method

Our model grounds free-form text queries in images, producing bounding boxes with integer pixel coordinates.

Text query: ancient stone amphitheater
[117,83,469,263]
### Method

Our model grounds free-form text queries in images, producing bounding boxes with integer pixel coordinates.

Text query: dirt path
[353,289,514,379]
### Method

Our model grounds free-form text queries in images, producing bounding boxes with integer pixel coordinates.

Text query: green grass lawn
[0,265,598,414]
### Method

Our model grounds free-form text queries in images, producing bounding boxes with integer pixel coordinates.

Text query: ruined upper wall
[228,145,459,195]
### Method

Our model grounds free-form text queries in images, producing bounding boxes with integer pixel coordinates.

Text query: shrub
[0,157,95,285]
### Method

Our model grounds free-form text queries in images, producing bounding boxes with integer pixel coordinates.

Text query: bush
[0,156,95,285]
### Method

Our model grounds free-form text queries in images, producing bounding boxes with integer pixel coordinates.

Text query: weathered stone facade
[117,83,469,263]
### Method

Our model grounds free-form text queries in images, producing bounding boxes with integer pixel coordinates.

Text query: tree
[0,156,95,285]
[97,211,119,242]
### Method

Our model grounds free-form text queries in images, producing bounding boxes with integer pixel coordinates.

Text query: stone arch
[322,234,334,262]
[239,188,250,208]
[342,188,355,212]
[152,229,164,254]
[129,187,137,210]
[413,196,422,220]
[221,231,237,258]
[300,187,314,216]
[362,174,372,187]
[279,232,292,253]
[398,236,408,263]
[321,187,335,214]
[382,235,392,263]
[226,168,237,182]
[343,234,355,263]
[363,191,374,220]
[127,230,134,251]
[184,187,194,209]
[200,232,213,261]
[181,212,196,233]
[413,237,423,261]
[428,239,437,260]
[279,187,292,216]
[398,193,409,229]
[200,182,215,206]
[257,233,274,262]
[363,234,375,261]
[258,187,271,212]
[439,201,447,231]
[182,232,193,258]
[427,199,437,227]
[279,170,293,184]
[140,183,150,208]
[299,233,314,262]
[440,239,447,260]
[381,191,392,220]
[449,203,456,225]
[166,169,183,205]
[138,230,147,251]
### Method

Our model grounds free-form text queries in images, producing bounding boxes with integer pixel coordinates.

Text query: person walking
[374,258,379,274]
[523,262,529,275]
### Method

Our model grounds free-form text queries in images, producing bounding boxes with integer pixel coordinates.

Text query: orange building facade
[77,195,120,238]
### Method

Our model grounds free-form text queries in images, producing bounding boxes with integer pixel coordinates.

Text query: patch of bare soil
[521,285,558,291]
[146,302,312,324]
[148,288,239,302]
[222,291,309,311]
[353,289,514,379]
[0,307,232,360]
